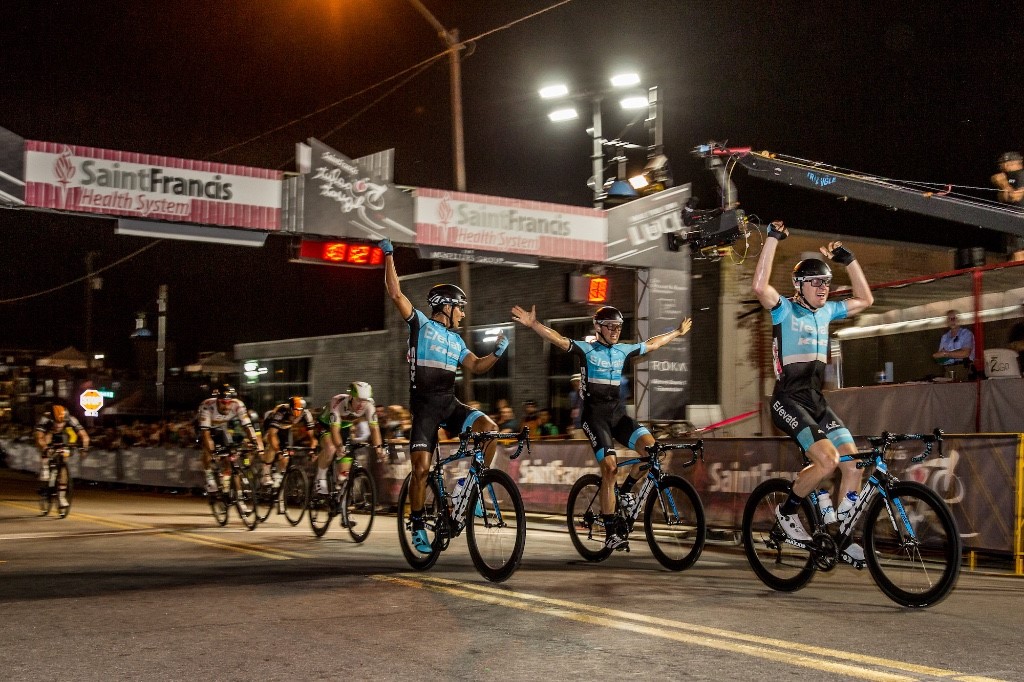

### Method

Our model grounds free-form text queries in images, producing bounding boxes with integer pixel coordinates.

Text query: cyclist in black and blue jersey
[752,221,874,557]
[512,302,692,551]
[380,239,509,554]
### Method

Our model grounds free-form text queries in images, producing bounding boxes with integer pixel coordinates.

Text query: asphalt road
[0,469,1020,681]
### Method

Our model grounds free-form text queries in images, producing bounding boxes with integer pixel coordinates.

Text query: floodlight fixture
[548,108,579,122]
[619,95,647,110]
[609,72,640,87]
[539,84,569,99]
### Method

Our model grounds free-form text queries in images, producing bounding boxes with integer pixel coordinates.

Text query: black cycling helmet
[213,384,237,401]
[792,259,832,285]
[593,306,624,326]
[998,151,1023,164]
[427,283,467,311]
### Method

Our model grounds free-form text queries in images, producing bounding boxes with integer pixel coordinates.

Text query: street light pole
[591,96,603,209]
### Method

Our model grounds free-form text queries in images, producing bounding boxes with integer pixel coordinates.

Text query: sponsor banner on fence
[414,188,606,262]
[298,138,415,241]
[23,140,282,229]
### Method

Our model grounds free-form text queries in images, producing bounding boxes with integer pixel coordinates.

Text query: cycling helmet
[348,381,373,401]
[51,404,67,422]
[427,283,467,311]
[593,306,624,326]
[289,396,306,418]
[791,259,832,285]
[213,384,237,401]
[998,151,1023,164]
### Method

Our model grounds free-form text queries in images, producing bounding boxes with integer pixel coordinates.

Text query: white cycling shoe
[775,505,813,542]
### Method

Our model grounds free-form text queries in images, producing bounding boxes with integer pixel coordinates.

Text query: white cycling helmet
[348,381,373,401]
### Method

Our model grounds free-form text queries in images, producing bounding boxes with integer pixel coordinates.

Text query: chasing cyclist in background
[316,382,385,495]
[261,396,317,488]
[511,303,691,551]
[752,221,874,559]
[34,403,89,510]
[196,384,264,494]
[380,238,508,554]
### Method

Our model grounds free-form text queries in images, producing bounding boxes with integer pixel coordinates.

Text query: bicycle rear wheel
[742,478,816,592]
[308,480,333,538]
[566,473,613,562]
[396,473,442,570]
[208,488,230,526]
[644,475,706,571]
[343,466,376,543]
[39,483,54,516]
[280,467,309,526]
[863,481,962,608]
[466,470,526,582]
[233,470,258,530]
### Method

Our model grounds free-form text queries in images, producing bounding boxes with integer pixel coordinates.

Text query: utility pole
[409,0,474,401]
[156,285,167,418]
[84,251,96,371]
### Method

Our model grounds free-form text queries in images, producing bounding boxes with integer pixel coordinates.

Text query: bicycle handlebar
[854,428,944,469]
[645,439,704,468]
[456,427,532,461]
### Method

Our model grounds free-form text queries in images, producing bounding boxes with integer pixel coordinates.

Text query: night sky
[1,1,1021,368]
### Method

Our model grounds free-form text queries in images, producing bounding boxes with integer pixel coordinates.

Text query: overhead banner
[0,126,25,205]
[643,266,691,420]
[23,141,282,230]
[605,184,691,268]
[415,188,606,262]
[298,138,415,241]
[416,245,539,268]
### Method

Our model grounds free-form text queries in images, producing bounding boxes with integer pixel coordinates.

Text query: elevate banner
[23,141,282,230]
[415,188,606,262]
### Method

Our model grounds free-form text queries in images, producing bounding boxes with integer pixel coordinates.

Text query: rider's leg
[599,453,619,516]
[621,433,656,493]
[316,435,335,492]
[790,439,839,500]
[409,448,431,518]
[471,414,499,466]
[835,441,862,515]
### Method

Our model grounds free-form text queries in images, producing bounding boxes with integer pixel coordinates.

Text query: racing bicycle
[38,444,85,519]
[207,444,259,530]
[307,441,377,542]
[567,440,706,570]
[397,428,530,582]
[741,429,961,608]
[253,445,313,526]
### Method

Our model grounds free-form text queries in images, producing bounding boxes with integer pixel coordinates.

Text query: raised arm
[511,305,571,352]
[462,330,509,374]
[819,241,874,316]
[752,221,786,310]
[645,317,693,353]
[380,239,413,319]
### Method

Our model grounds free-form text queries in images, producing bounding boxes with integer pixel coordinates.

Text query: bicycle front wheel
[39,483,54,516]
[233,471,259,530]
[280,467,309,526]
[396,473,442,571]
[644,475,706,571]
[566,473,613,562]
[254,478,276,523]
[308,480,333,538]
[863,481,962,608]
[742,478,816,592]
[466,470,526,583]
[343,466,376,543]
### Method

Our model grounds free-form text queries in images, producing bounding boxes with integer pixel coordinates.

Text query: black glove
[829,245,855,266]
[767,222,787,240]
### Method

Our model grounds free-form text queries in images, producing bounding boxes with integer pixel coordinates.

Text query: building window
[457,324,513,413]
[242,357,311,415]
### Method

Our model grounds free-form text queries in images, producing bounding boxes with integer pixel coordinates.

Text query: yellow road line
[374,574,1005,682]
[0,500,310,560]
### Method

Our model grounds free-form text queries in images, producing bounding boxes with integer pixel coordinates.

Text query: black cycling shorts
[581,401,651,462]
[409,393,484,453]
[769,392,854,453]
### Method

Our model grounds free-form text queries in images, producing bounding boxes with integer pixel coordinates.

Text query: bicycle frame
[615,439,704,522]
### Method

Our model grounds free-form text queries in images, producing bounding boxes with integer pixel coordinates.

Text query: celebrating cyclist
[34,404,89,509]
[196,384,264,493]
[512,303,691,551]
[315,382,385,495]
[752,221,874,558]
[380,238,508,554]
[261,396,316,488]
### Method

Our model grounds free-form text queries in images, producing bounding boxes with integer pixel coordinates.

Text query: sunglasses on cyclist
[597,322,623,332]
[799,277,832,288]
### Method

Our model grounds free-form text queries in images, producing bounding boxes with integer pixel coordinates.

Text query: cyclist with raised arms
[196,384,264,494]
[261,396,316,488]
[752,221,874,558]
[512,303,691,551]
[35,404,89,510]
[315,382,385,495]
[380,238,508,554]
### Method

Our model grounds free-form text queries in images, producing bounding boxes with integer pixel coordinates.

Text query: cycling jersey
[196,398,254,431]
[263,403,316,434]
[317,394,377,428]
[568,339,646,405]
[771,296,846,402]
[35,415,84,444]
[405,308,470,397]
